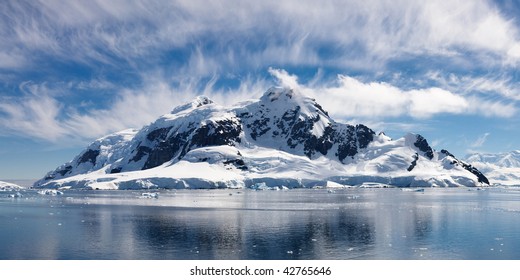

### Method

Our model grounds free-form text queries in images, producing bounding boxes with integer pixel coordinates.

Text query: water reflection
[126,207,376,259]
[1,188,520,259]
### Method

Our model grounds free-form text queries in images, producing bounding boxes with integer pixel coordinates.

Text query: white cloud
[297,75,473,119]
[0,94,65,141]
[0,74,267,143]
[267,69,518,119]
[471,132,490,148]
[466,97,517,118]
[268,68,300,90]
[0,78,185,142]
[2,0,520,71]
[0,51,27,69]
[426,71,520,101]
[0,69,517,143]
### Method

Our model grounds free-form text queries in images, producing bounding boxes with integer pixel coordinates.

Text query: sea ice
[38,189,64,196]
[140,192,159,199]
[8,192,23,198]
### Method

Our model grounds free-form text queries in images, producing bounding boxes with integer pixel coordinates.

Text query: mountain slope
[34,87,489,189]
[465,151,520,186]
[0,180,23,190]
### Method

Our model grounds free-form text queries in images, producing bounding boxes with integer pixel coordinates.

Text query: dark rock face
[189,119,242,148]
[44,165,72,180]
[248,117,270,140]
[223,159,248,170]
[440,149,454,157]
[407,153,419,172]
[288,113,322,155]
[130,118,243,170]
[356,125,375,149]
[335,125,375,162]
[414,135,434,159]
[284,119,375,161]
[131,146,153,163]
[78,149,100,165]
[58,165,73,176]
[463,164,490,185]
[110,167,122,174]
[242,100,376,162]
[142,128,195,169]
[441,150,490,184]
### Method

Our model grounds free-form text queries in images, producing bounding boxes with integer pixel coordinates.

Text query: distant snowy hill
[35,87,489,189]
[0,180,23,190]
[465,151,520,186]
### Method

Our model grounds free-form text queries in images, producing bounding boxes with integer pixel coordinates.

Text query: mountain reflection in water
[1,188,520,259]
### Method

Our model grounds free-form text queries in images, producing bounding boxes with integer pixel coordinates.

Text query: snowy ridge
[34,87,489,189]
[36,128,138,184]
[0,180,23,190]
[465,151,520,186]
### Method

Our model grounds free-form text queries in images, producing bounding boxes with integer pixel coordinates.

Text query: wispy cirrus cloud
[0,68,515,143]
[2,0,520,73]
[426,71,520,101]
[1,0,520,157]
[0,73,267,143]
[471,132,491,148]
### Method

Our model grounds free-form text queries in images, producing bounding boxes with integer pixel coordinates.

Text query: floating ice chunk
[358,182,391,188]
[401,188,425,192]
[38,189,64,196]
[249,182,281,190]
[326,181,347,189]
[8,192,23,198]
[140,192,159,199]
[250,182,268,190]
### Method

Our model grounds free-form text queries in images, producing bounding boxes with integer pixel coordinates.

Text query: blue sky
[1,0,520,179]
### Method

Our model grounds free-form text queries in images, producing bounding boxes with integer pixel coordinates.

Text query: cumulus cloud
[268,71,514,119]
[268,68,300,90]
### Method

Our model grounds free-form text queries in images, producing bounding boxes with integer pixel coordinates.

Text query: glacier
[465,151,520,186]
[34,87,489,190]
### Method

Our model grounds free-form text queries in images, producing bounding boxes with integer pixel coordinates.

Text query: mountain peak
[260,86,295,102]
[256,86,329,119]
[192,96,214,107]
[171,95,214,114]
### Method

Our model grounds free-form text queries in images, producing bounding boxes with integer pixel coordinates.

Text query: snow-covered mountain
[0,180,22,190]
[34,87,489,189]
[465,151,520,186]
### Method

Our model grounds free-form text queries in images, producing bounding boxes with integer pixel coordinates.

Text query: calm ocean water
[1,187,520,260]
